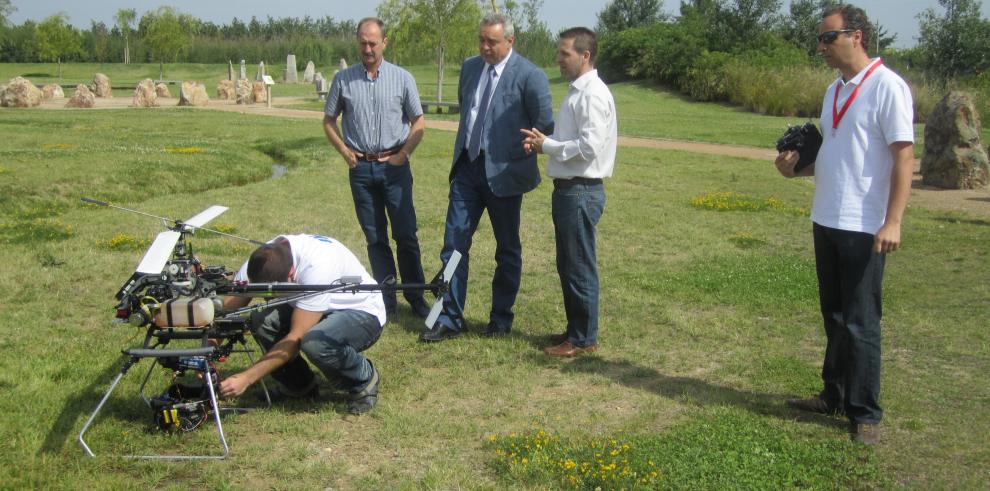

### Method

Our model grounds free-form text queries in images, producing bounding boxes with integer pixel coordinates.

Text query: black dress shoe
[480,321,510,337]
[419,324,461,342]
[409,298,433,319]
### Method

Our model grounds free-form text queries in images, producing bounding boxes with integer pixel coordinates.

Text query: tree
[0,0,15,26]
[142,7,189,65]
[378,0,480,103]
[114,8,136,64]
[89,21,110,63]
[917,0,990,81]
[595,0,665,36]
[870,22,897,55]
[514,0,555,66]
[35,13,83,77]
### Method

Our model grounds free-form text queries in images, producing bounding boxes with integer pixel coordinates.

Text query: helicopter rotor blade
[135,231,181,275]
[182,205,228,231]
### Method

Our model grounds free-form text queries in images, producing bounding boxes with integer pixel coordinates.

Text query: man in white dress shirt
[521,27,617,357]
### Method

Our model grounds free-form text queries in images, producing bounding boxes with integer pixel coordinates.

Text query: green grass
[9,62,988,153]
[0,87,988,488]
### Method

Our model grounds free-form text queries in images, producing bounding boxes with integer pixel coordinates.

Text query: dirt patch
[27,95,990,217]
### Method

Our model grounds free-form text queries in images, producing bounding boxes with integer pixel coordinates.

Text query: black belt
[553,177,603,187]
[352,144,404,161]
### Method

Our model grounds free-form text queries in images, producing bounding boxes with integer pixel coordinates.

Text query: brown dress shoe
[544,340,597,357]
[786,394,843,415]
[850,423,881,445]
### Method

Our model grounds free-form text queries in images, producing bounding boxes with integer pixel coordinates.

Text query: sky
[7,1,990,49]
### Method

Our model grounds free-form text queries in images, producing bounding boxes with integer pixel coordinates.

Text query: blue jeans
[436,151,523,331]
[813,223,885,424]
[251,305,383,394]
[349,160,426,311]
[553,179,605,347]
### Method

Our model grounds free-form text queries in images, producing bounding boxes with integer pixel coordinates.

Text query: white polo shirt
[812,59,914,234]
[236,234,386,326]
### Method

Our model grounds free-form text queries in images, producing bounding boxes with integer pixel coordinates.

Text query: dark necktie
[468,65,496,161]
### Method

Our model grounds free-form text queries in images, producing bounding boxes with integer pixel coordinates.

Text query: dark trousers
[251,305,383,394]
[436,151,523,331]
[349,160,426,311]
[553,179,605,348]
[813,223,885,424]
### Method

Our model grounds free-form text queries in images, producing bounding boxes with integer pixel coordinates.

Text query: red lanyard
[832,59,883,131]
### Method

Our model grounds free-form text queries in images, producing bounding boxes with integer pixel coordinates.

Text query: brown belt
[352,144,404,161]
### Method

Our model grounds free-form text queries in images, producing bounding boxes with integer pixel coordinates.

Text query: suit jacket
[452,52,554,197]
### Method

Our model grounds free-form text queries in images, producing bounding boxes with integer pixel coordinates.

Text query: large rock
[339,58,347,71]
[256,61,266,81]
[284,54,298,83]
[132,79,158,107]
[252,81,267,103]
[2,77,44,107]
[177,81,209,106]
[921,91,990,190]
[42,84,65,99]
[217,79,236,100]
[303,61,315,83]
[93,73,113,98]
[65,84,96,108]
[239,59,247,80]
[235,79,252,104]
[155,83,171,98]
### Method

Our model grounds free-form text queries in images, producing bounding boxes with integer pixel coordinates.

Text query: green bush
[681,50,732,101]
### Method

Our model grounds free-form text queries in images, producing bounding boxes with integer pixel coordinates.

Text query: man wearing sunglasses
[773,4,915,445]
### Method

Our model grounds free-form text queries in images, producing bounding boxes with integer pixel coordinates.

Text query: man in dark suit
[420,13,554,342]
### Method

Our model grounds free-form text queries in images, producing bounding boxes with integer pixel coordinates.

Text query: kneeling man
[219,234,387,414]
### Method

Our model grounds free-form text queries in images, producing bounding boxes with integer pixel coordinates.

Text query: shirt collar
[569,69,598,91]
[487,49,513,77]
[364,59,391,81]
[842,57,881,86]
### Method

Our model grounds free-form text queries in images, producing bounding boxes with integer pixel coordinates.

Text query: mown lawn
[0,101,987,489]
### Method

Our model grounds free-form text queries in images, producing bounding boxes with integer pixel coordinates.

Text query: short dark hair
[559,27,598,64]
[357,17,386,38]
[823,4,872,51]
[247,241,293,282]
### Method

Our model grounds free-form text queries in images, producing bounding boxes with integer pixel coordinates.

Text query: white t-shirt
[812,59,915,234]
[235,234,386,326]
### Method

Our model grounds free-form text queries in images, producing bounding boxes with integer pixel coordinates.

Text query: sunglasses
[817,29,857,44]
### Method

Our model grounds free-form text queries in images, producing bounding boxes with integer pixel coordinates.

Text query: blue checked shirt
[324,60,423,154]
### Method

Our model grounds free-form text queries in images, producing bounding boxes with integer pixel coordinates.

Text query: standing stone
[132,79,158,107]
[252,81,267,103]
[178,81,209,106]
[239,60,247,80]
[256,61,266,81]
[42,83,65,99]
[65,84,96,108]
[921,91,990,190]
[155,83,171,98]
[1,77,44,107]
[339,58,348,71]
[228,60,234,81]
[235,79,253,104]
[284,54,298,83]
[303,61,316,83]
[217,80,236,100]
[93,73,113,98]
